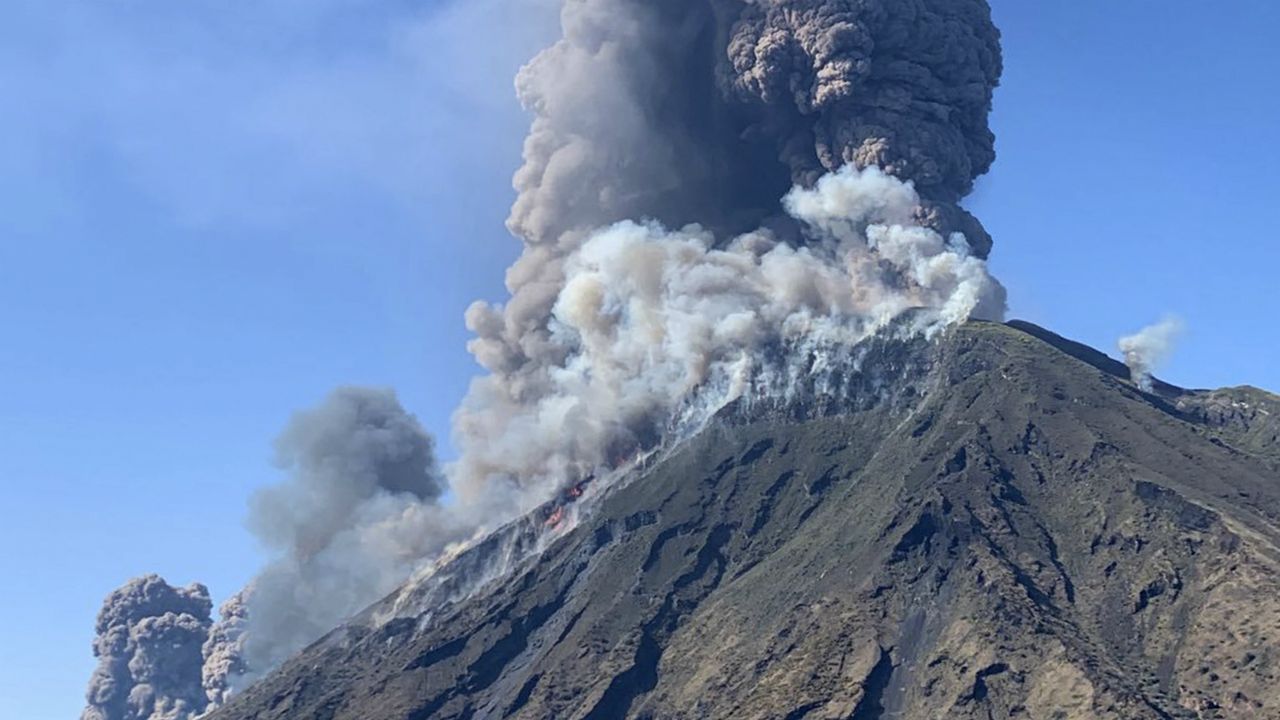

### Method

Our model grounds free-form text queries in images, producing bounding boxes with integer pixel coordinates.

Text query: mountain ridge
[209,320,1280,720]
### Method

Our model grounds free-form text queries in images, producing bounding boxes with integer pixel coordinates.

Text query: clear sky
[1,2,1276,718]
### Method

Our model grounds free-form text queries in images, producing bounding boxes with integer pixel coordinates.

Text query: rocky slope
[210,321,1280,719]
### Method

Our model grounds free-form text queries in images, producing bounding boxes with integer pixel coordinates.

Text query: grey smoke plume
[461,0,1002,504]
[248,385,446,557]
[726,0,1002,253]
[82,576,212,720]
[200,592,248,709]
[90,0,1008,705]
[1119,316,1184,391]
[506,0,1001,251]
[202,386,461,697]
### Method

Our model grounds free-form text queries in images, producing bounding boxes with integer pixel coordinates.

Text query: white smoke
[454,165,1004,507]
[1119,316,1184,391]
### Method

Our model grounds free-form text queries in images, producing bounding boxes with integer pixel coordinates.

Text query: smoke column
[201,386,461,700]
[458,0,1003,503]
[87,0,1006,710]
[1119,316,1184,391]
[200,592,248,709]
[82,576,213,720]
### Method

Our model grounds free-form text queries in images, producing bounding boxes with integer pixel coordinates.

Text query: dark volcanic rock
[210,322,1280,720]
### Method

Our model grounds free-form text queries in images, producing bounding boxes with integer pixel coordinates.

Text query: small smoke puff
[82,576,212,720]
[1119,317,1184,391]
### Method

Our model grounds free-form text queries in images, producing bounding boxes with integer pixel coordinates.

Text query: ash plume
[203,386,462,696]
[88,0,1008,705]
[460,0,1003,504]
[220,0,1007,675]
[1119,316,1184,391]
[82,576,213,720]
[726,0,1002,253]
[200,592,248,710]
[506,0,1001,251]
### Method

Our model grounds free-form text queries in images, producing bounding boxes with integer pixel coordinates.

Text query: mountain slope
[210,321,1280,720]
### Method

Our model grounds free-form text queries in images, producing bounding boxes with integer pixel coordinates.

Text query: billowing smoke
[1119,316,1184,391]
[201,386,463,699]
[457,165,1003,505]
[461,0,1002,501]
[505,0,1000,252]
[200,592,247,709]
[88,0,1006,708]
[726,0,1001,254]
[82,576,213,720]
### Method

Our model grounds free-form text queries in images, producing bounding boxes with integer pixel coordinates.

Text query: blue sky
[1,2,1277,718]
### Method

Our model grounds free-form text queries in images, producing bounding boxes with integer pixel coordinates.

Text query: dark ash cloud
[82,576,212,720]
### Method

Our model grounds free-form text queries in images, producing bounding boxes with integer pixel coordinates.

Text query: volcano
[207,321,1280,720]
